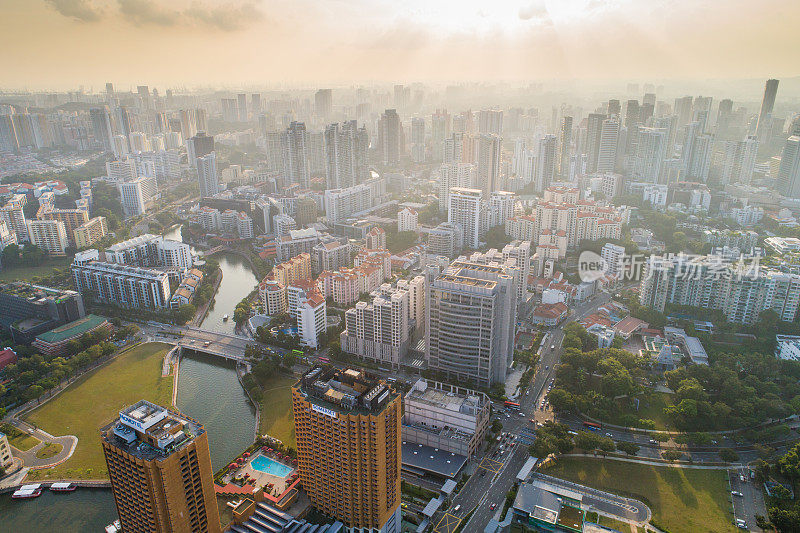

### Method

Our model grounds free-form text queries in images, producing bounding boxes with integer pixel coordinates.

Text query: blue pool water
[280,327,299,335]
[251,455,294,477]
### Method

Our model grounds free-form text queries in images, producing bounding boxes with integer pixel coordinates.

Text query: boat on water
[222,314,229,321]
[12,484,42,499]
[49,482,76,492]
[105,519,121,533]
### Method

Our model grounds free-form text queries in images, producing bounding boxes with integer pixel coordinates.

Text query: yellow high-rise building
[101,400,221,533]
[292,366,402,533]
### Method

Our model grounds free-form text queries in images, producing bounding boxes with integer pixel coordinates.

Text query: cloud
[117,0,180,27]
[518,2,547,21]
[185,1,264,32]
[44,0,102,22]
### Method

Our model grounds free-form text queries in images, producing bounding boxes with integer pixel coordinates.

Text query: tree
[282,352,297,369]
[175,304,196,325]
[718,448,739,463]
[617,441,639,456]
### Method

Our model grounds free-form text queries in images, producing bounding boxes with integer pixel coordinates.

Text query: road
[429,292,615,533]
[729,467,767,532]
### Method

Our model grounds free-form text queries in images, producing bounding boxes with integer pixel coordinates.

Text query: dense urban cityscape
[1,1,800,533]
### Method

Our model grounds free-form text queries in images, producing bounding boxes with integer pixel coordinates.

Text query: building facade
[292,367,402,533]
[101,400,221,533]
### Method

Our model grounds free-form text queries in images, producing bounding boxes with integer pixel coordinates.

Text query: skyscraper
[478,109,503,135]
[378,109,402,166]
[777,136,800,198]
[559,116,573,179]
[632,127,667,183]
[197,152,220,198]
[448,187,484,249]
[90,107,114,151]
[597,116,619,173]
[585,113,606,173]
[411,117,425,163]
[186,131,214,169]
[292,366,402,533]
[476,134,501,198]
[101,400,221,533]
[315,89,332,119]
[323,120,368,189]
[536,135,557,192]
[282,121,310,188]
[756,79,779,139]
[237,93,248,122]
[426,259,517,386]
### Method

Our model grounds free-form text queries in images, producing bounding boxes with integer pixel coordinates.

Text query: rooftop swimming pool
[250,455,294,478]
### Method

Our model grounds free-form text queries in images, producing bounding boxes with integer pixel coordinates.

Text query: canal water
[0,489,118,532]
[175,351,257,469]
[166,224,259,469]
[1,225,261,531]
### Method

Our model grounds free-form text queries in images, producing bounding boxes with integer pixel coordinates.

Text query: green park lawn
[0,256,73,283]
[546,457,736,533]
[630,391,674,430]
[0,423,41,451]
[258,375,296,450]
[25,342,174,480]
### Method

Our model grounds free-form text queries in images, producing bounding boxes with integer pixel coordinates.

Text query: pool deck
[220,450,297,500]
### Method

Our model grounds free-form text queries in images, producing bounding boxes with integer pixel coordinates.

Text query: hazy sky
[1,0,798,90]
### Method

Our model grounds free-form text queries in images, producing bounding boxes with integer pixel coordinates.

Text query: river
[166,224,260,468]
[1,225,261,530]
[0,489,118,532]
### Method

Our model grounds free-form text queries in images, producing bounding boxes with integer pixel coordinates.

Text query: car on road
[550,345,555,350]
[736,519,747,529]
[545,365,549,370]
[649,439,657,444]
[731,491,743,497]
[453,504,461,513]
[605,432,613,438]
[489,503,497,511]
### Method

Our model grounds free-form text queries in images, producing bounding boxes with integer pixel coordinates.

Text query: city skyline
[2,0,800,89]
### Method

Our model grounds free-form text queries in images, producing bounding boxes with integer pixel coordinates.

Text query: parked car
[489,503,497,511]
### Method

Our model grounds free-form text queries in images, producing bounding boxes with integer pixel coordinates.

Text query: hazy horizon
[2,0,800,91]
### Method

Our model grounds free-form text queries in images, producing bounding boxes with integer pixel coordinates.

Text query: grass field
[632,391,674,430]
[545,457,736,533]
[25,342,174,480]
[0,423,41,451]
[258,375,296,450]
[0,257,73,282]
[36,442,63,459]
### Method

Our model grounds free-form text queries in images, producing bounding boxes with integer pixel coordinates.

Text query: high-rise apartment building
[282,122,310,188]
[438,163,476,211]
[639,253,800,325]
[448,188,484,249]
[426,259,517,386]
[323,121,368,189]
[341,283,410,368]
[597,116,619,173]
[535,135,557,192]
[378,109,402,166]
[315,89,332,119]
[558,116,573,179]
[27,219,68,256]
[101,400,221,533]
[120,176,156,217]
[585,113,606,173]
[197,152,220,198]
[477,109,503,135]
[292,366,402,533]
[777,136,800,198]
[631,127,667,183]
[74,216,109,249]
[476,134,501,198]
